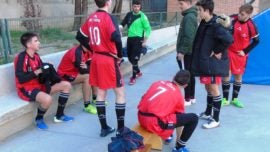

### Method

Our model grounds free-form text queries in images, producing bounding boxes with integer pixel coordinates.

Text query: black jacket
[191,15,233,77]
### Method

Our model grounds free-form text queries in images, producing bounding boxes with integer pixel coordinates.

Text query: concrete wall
[0,0,131,19]
[259,0,270,12]
[167,0,261,16]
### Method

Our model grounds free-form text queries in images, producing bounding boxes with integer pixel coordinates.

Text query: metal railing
[0,12,181,64]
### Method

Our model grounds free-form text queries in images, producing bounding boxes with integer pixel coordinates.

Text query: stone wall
[0,0,131,19]
[167,0,260,16]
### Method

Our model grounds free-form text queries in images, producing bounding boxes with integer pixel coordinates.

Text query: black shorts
[62,74,76,82]
[21,88,50,102]
[127,37,143,64]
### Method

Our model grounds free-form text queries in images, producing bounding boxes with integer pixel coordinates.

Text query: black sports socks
[56,92,69,119]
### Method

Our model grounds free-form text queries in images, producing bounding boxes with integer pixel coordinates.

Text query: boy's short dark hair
[173,70,190,86]
[132,0,141,5]
[20,32,38,48]
[95,0,108,8]
[239,3,253,14]
[196,0,214,14]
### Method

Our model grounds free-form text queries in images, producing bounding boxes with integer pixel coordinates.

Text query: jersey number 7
[149,86,167,101]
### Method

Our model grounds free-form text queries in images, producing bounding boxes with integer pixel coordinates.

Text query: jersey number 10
[89,27,101,45]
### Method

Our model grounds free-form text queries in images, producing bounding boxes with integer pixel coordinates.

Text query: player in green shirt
[120,0,151,85]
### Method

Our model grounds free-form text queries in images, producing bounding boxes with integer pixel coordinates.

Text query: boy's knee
[62,81,72,91]
[40,95,53,107]
[191,113,199,123]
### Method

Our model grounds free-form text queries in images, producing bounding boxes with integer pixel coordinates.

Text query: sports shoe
[100,126,115,137]
[164,134,173,144]
[199,112,212,120]
[53,115,74,123]
[184,101,192,107]
[202,118,220,129]
[190,98,196,104]
[84,104,97,114]
[231,98,244,108]
[36,119,48,130]
[129,77,136,85]
[221,98,230,106]
[136,72,143,78]
[172,147,190,152]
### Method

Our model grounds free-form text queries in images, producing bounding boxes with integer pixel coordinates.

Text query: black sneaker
[100,126,115,137]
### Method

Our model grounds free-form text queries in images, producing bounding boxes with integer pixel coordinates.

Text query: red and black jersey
[57,45,92,78]
[80,10,122,58]
[229,15,259,53]
[138,81,185,119]
[14,51,43,100]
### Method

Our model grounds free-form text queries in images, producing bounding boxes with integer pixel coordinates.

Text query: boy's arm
[142,14,151,39]
[243,21,260,54]
[111,16,123,58]
[121,12,130,28]
[74,47,89,74]
[177,15,197,54]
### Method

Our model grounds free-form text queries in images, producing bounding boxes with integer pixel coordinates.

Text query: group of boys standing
[138,0,259,152]
[13,0,259,152]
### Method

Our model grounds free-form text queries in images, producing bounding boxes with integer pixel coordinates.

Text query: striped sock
[176,139,186,149]
[205,92,213,116]
[222,81,230,100]
[84,101,91,108]
[56,92,69,118]
[213,95,222,122]
[115,103,126,130]
[96,101,107,129]
[232,82,242,100]
[36,106,47,120]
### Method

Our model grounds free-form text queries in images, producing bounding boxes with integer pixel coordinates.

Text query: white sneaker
[202,118,220,129]
[184,101,192,106]
[199,112,212,120]
[190,98,196,104]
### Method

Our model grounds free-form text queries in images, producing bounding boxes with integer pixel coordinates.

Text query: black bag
[108,127,144,152]
[38,63,61,85]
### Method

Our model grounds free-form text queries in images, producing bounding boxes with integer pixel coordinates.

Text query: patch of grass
[9,28,75,56]
[40,28,75,43]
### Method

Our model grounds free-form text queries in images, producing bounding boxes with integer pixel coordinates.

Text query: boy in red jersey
[14,32,74,130]
[222,3,259,108]
[77,0,125,137]
[138,70,198,152]
[57,41,97,114]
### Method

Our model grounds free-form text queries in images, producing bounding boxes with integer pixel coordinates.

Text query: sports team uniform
[14,51,46,101]
[80,10,123,90]
[57,45,92,82]
[228,15,259,75]
[200,76,222,85]
[137,81,185,139]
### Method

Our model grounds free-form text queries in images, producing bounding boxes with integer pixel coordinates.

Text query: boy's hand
[177,52,184,61]
[238,50,245,56]
[34,68,42,75]
[80,62,87,69]
[210,52,222,60]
